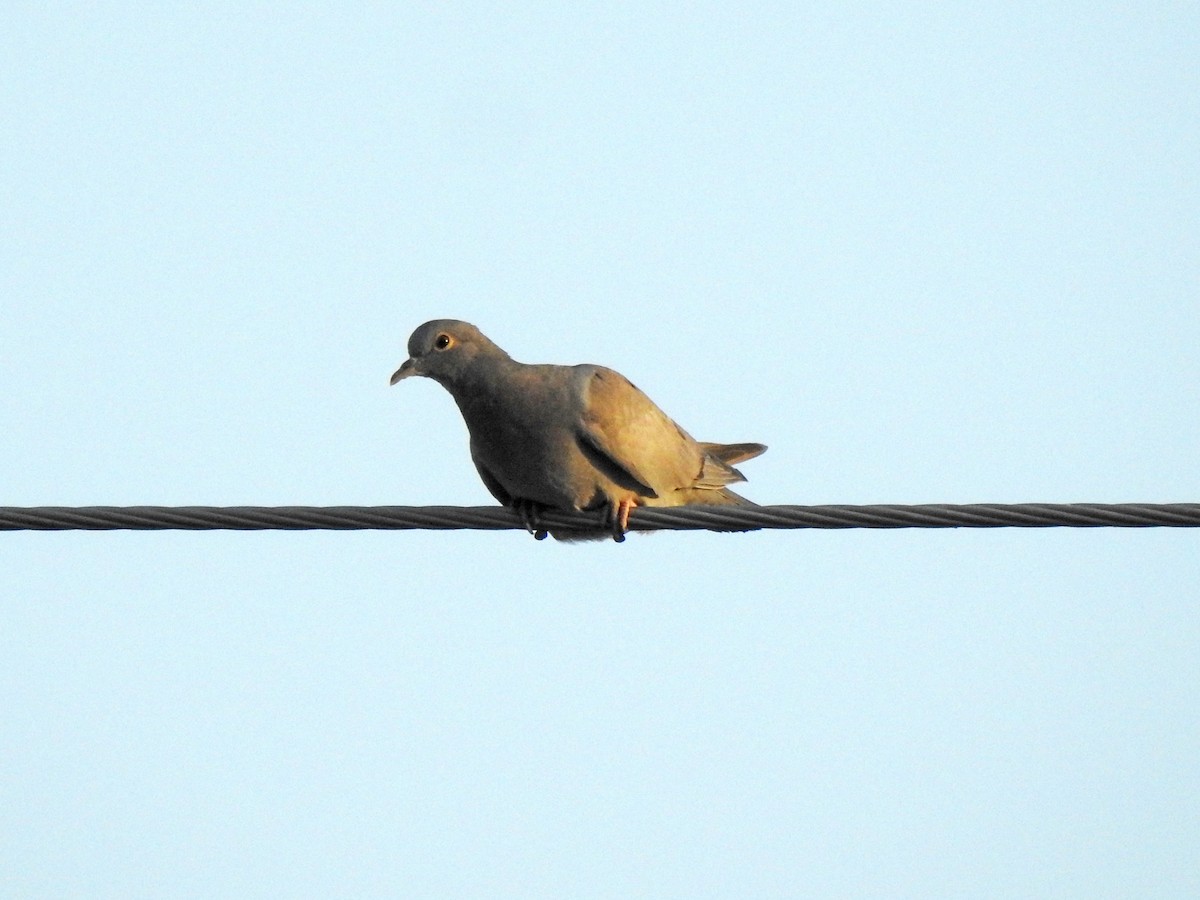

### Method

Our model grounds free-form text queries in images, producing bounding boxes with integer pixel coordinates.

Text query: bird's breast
[456,376,599,509]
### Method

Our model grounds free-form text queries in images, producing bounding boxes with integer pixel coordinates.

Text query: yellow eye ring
[434,333,452,350]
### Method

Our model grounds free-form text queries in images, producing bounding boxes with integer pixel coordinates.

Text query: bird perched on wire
[390,319,766,541]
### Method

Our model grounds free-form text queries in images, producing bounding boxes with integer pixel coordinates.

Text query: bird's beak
[390,358,418,385]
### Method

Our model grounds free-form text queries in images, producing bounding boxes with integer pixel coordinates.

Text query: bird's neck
[444,351,521,415]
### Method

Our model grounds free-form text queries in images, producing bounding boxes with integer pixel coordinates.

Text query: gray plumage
[390,320,766,541]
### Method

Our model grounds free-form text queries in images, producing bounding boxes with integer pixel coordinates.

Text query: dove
[390,320,766,541]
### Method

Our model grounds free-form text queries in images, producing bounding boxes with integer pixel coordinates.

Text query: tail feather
[694,441,767,489]
[700,441,767,466]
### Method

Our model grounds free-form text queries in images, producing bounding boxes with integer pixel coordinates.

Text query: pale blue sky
[2,3,1198,896]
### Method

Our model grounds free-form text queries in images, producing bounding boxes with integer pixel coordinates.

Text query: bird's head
[390,319,507,389]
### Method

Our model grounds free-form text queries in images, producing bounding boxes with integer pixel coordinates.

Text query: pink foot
[608,498,636,542]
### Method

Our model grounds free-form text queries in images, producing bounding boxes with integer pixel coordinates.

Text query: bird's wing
[575,366,744,497]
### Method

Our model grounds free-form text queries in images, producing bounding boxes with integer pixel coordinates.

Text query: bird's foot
[512,498,549,540]
[604,498,636,543]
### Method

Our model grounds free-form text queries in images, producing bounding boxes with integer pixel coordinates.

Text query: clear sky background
[2,3,1198,896]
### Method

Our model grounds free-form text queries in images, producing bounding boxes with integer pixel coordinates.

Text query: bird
[390,319,766,541]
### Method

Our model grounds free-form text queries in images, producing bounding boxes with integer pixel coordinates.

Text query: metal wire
[2,503,1198,534]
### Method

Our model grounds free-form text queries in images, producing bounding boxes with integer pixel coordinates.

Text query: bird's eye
[434,334,452,351]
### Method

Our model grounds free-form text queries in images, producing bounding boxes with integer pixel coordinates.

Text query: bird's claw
[514,497,634,542]
[605,499,635,542]
[512,499,549,540]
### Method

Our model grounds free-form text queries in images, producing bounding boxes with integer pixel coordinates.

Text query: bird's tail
[699,442,767,466]
[695,442,767,488]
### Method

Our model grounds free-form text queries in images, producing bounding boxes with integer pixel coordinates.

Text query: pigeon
[390,320,766,541]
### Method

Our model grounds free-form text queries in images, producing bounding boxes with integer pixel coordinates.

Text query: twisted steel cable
[2,503,1198,534]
